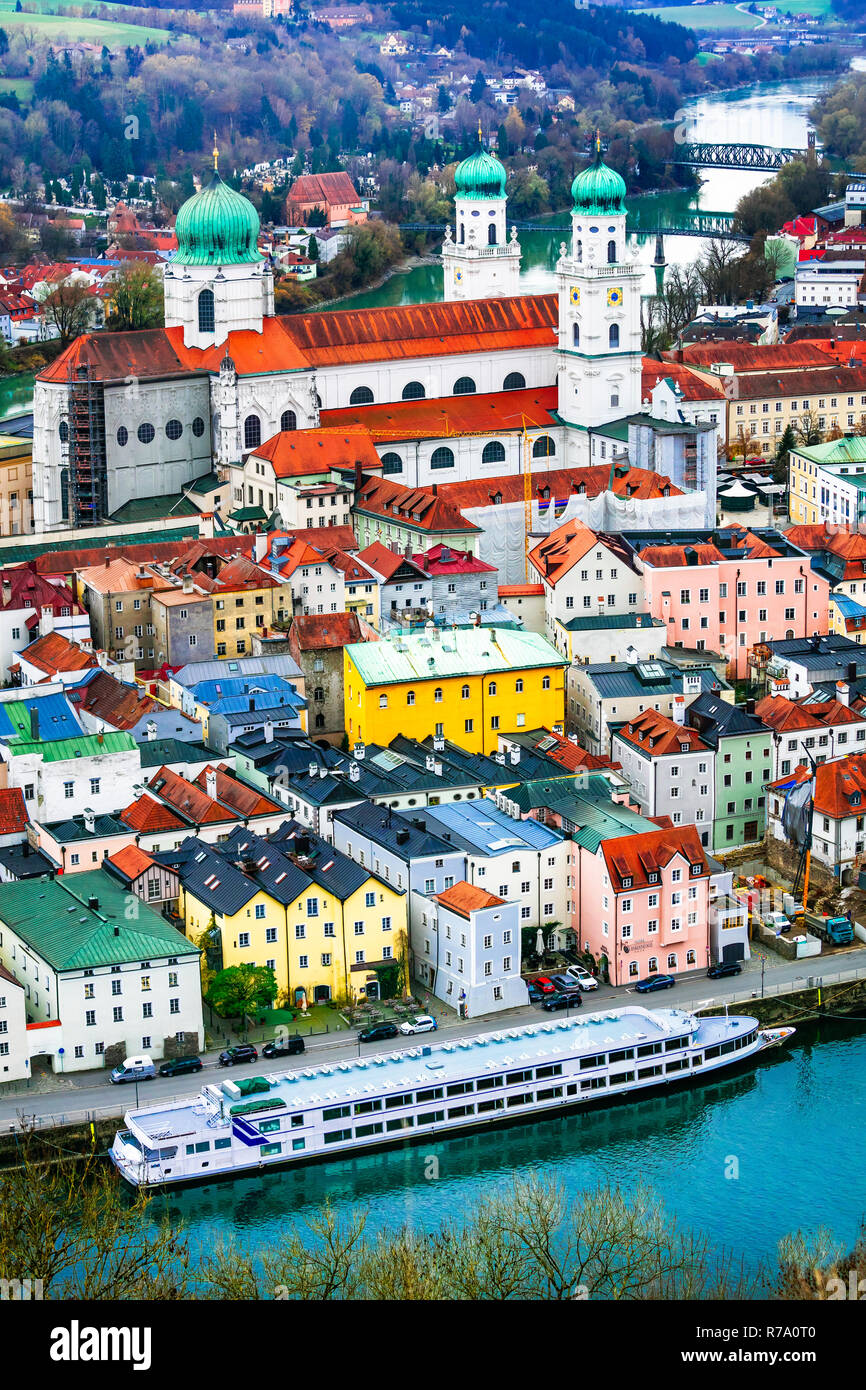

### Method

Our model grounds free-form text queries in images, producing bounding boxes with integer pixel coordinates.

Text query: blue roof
[192,674,298,704]
[0,694,83,742]
[422,797,564,855]
[831,594,866,619]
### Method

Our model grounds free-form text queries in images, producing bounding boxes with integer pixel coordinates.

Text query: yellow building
[179,826,407,1005]
[829,592,866,644]
[0,433,34,537]
[344,627,567,755]
[788,435,866,527]
[210,556,293,660]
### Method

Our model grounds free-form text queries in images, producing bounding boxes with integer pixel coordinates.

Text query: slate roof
[331,800,455,861]
[138,738,213,769]
[268,819,389,899]
[686,692,770,746]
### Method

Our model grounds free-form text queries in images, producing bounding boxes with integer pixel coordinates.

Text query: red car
[531,976,556,994]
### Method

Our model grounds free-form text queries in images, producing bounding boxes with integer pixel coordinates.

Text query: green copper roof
[571,147,627,217]
[454,146,507,199]
[5,731,137,760]
[172,169,262,267]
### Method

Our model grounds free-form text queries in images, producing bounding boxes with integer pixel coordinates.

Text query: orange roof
[439,464,681,512]
[787,523,866,582]
[527,728,619,772]
[638,542,724,568]
[20,631,97,675]
[287,172,360,206]
[290,612,368,650]
[528,518,638,587]
[755,695,819,733]
[434,880,505,916]
[641,359,726,403]
[356,541,428,582]
[147,766,235,825]
[77,556,174,594]
[192,764,282,819]
[355,474,480,535]
[215,556,283,592]
[120,793,186,834]
[813,753,866,819]
[321,386,558,441]
[670,343,835,373]
[253,427,382,479]
[108,844,157,882]
[0,787,28,835]
[67,669,160,730]
[499,583,544,597]
[615,709,709,758]
[601,825,708,894]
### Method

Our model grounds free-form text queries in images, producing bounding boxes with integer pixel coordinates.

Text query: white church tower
[555,136,643,462]
[163,139,274,349]
[442,128,521,302]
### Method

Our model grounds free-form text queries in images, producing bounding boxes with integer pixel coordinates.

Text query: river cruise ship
[109,1006,791,1188]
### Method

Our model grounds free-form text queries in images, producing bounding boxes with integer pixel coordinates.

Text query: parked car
[158,1056,203,1077]
[531,976,556,994]
[634,974,676,994]
[526,983,545,1004]
[549,973,579,993]
[358,1021,399,1044]
[218,1044,259,1067]
[542,990,583,1012]
[707,961,743,980]
[262,1036,306,1058]
[398,1014,437,1035]
[761,911,791,935]
[110,1054,156,1084]
[565,964,599,991]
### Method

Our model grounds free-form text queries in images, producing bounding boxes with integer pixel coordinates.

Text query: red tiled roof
[499,583,544,597]
[355,474,480,535]
[528,728,619,772]
[615,709,709,757]
[755,695,819,733]
[31,535,256,580]
[413,543,496,576]
[107,843,157,882]
[290,611,367,650]
[0,567,83,613]
[356,541,429,582]
[20,631,97,676]
[813,753,866,819]
[321,386,558,440]
[670,343,836,373]
[439,464,681,512]
[601,825,708,893]
[731,365,866,400]
[641,359,726,403]
[0,787,29,835]
[287,172,361,207]
[434,880,505,916]
[215,555,283,592]
[528,518,639,587]
[786,523,866,582]
[147,766,235,825]
[252,427,382,479]
[119,793,186,834]
[66,669,159,730]
[192,764,282,819]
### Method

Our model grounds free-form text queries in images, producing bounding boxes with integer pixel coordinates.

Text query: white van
[110,1054,156,1084]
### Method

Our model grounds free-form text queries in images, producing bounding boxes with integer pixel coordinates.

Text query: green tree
[773,422,797,485]
[307,234,319,261]
[208,963,278,1021]
[106,261,164,332]
[469,71,487,104]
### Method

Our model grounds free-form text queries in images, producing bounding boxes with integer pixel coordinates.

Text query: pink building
[634,527,829,680]
[576,824,711,986]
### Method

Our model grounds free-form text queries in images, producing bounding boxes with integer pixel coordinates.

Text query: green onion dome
[454,146,507,199]
[571,146,627,217]
[172,169,262,267]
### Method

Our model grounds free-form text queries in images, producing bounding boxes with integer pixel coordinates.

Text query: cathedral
[31,140,715,534]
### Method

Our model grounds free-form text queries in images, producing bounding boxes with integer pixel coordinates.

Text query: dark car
[542,991,583,1012]
[526,983,545,1004]
[550,974,578,993]
[358,1021,399,1044]
[707,960,743,980]
[634,974,676,994]
[262,1036,306,1058]
[218,1044,259,1067]
[531,976,557,994]
[158,1056,203,1077]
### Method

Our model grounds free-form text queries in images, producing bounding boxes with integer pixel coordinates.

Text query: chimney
[206,767,218,800]
[29,706,39,741]
[509,746,520,765]
[146,720,158,742]
[848,661,858,682]
[87,895,99,910]
[249,696,255,712]
[672,695,685,726]
[182,574,194,594]
[264,719,274,743]
[104,555,110,569]
[349,761,360,782]
[308,760,317,778]
[837,680,851,707]
[83,808,95,833]
[353,742,365,760]
[746,698,756,715]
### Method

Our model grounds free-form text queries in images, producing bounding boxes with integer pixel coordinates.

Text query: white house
[610,703,716,846]
[411,881,525,1015]
[0,962,29,1082]
[1,730,142,823]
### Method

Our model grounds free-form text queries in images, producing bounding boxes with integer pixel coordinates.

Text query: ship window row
[703,1031,755,1060]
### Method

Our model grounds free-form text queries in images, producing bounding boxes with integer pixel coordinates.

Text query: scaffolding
[66,361,108,526]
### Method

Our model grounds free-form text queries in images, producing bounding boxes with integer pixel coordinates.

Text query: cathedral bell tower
[442,127,521,302]
[555,136,643,456]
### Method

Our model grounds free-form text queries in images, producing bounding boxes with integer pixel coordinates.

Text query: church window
[116,426,128,447]
[609,324,620,349]
[59,420,68,443]
[503,372,525,391]
[192,417,205,437]
[166,419,183,441]
[349,386,374,406]
[243,415,261,450]
[607,240,616,264]
[611,392,620,408]
[315,713,325,729]
[532,435,555,459]
[453,377,476,396]
[576,240,582,262]
[482,441,506,465]
[280,410,297,432]
[137,423,155,444]
[198,289,215,335]
[402,381,425,401]
[60,468,69,521]
[572,323,579,348]
[459,224,465,244]
[431,447,455,470]
[488,224,497,246]
[381,452,403,475]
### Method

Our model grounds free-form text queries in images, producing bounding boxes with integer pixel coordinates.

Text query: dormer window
[690,862,702,875]
[648,872,658,884]
[680,742,689,752]
[851,792,862,807]
[622,876,632,889]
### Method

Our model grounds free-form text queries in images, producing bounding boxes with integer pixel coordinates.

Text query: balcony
[441,242,520,260]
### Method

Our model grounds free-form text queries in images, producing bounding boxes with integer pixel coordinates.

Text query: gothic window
[349,386,374,405]
[453,376,476,396]
[572,323,579,348]
[488,223,497,246]
[503,372,525,391]
[315,713,325,729]
[607,240,616,264]
[430,447,455,470]
[60,468,69,521]
[198,288,215,335]
[381,452,403,474]
[281,409,297,432]
[609,324,620,348]
[482,441,506,465]
[59,420,68,443]
[532,435,555,459]
[402,381,425,400]
[243,415,261,450]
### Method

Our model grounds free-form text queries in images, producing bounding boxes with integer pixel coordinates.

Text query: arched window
[453,376,476,396]
[314,713,325,729]
[607,240,616,264]
[482,441,506,465]
[532,435,555,459]
[314,686,324,702]
[243,415,261,450]
[503,372,525,391]
[610,391,620,409]
[609,324,620,349]
[379,694,388,709]
[166,419,183,441]
[192,417,205,437]
[137,422,155,444]
[461,684,470,699]
[402,381,425,400]
[281,409,297,432]
[381,452,403,475]
[459,223,465,244]
[434,688,443,702]
[488,223,497,246]
[198,288,215,335]
[349,386,374,406]
[488,681,497,696]
[572,323,580,348]
[430,446,455,470]
[116,426,128,447]
[60,467,69,521]
[59,420,68,443]
[576,239,582,262]
[406,690,415,705]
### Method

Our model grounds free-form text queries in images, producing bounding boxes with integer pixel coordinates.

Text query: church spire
[212,131,219,173]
